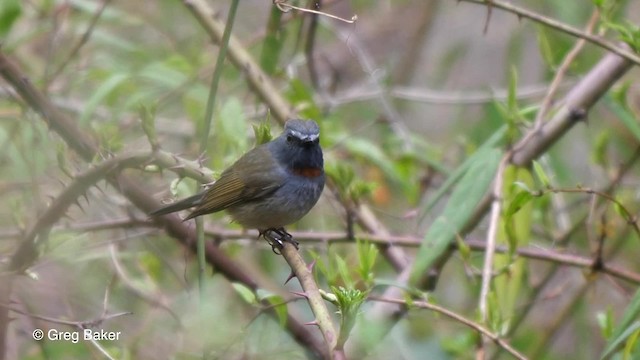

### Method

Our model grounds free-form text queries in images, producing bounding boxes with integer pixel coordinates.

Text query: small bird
[151,119,325,250]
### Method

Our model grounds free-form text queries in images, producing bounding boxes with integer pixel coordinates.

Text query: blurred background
[1,0,640,359]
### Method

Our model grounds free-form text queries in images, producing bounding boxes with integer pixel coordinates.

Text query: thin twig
[274,0,357,23]
[459,0,640,66]
[477,155,509,357]
[46,0,114,87]
[11,152,153,271]
[370,296,527,360]
[533,8,600,130]
[196,0,240,309]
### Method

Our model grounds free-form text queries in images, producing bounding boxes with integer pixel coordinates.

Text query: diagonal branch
[0,50,327,359]
[459,0,640,66]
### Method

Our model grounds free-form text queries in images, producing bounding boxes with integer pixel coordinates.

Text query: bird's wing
[185,145,284,219]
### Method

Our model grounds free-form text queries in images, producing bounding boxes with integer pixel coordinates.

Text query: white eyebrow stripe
[290,130,319,139]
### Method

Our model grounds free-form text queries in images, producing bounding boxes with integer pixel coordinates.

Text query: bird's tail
[149,193,203,216]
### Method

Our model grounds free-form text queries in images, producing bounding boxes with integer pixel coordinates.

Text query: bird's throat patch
[292,167,323,178]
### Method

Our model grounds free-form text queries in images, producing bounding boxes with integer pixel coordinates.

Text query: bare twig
[11,152,153,272]
[0,302,131,360]
[46,0,114,87]
[370,297,527,360]
[459,0,640,66]
[477,156,509,357]
[274,0,357,24]
[533,8,600,130]
[280,242,339,358]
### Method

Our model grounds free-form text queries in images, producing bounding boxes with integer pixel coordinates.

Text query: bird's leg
[273,227,298,249]
[259,228,298,254]
[259,229,282,254]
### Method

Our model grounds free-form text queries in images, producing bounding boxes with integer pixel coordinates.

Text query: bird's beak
[303,134,319,144]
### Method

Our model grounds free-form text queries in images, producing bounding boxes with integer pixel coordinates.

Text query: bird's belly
[227,177,324,230]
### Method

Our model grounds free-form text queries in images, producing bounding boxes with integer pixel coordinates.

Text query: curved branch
[370,296,527,360]
[10,152,153,271]
[459,0,640,66]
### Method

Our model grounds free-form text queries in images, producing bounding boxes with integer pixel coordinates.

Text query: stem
[195,0,240,302]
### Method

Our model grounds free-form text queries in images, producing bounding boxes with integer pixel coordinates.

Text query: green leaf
[532,160,551,188]
[601,287,640,359]
[507,65,518,115]
[505,190,533,217]
[410,147,501,284]
[495,167,533,324]
[285,79,321,120]
[345,138,403,187]
[597,307,615,339]
[623,327,640,360]
[257,290,287,328]
[334,255,354,288]
[605,95,640,143]
[138,103,158,150]
[356,239,378,287]
[252,121,273,145]
[231,283,257,305]
[81,73,129,124]
[0,0,21,37]
[217,97,248,151]
[602,322,640,360]
[592,131,611,167]
[420,126,506,219]
[536,26,556,68]
[331,286,368,348]
[259,6,285,75]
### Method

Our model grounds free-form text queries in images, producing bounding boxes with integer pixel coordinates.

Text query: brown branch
[181,0,410,276]
[10,152,153,272]
[0,50,327,359]
[533,8,600,129]
[459,0,640,66]
[369,297,527,360]
[280,242,340,359]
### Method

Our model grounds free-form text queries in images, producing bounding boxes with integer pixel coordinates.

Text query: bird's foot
[260,228,298,255]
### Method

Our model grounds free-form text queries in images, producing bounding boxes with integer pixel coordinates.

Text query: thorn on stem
[307,259,316,272]
[284,271,296,285]
[290,291,308,299]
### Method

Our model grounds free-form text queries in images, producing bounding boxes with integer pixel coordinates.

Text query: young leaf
[532,160,551,188]
[231,283,257,305]
[410,147,501,285]
[601,288,640,359]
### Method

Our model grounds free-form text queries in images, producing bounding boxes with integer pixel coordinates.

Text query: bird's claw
[260,228,298,254]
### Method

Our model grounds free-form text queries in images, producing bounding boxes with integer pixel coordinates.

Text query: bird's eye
[287,135,294,142]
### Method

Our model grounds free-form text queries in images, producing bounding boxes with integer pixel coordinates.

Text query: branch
[370,297,527,360]
[180,0,410,278]
[512,48,633,166]
[478,156,509,356]
[10,152,153,272]
[280,243,340,359]
[459,0,640,67]
[0,50,327,359]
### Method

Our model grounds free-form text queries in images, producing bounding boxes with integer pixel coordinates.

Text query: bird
[150,119,325,251]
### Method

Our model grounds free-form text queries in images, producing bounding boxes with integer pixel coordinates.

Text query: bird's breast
[291,167,323,178]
